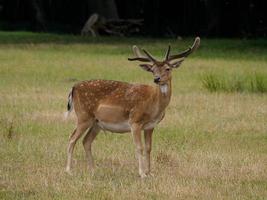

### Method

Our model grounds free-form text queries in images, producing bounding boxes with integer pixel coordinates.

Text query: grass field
[0,31,267,199]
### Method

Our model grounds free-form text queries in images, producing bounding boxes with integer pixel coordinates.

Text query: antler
[166,37,200,62]
[164,45,171,60]
[128,45,158,63]
[128,37,200,65]
[142,49,157,63]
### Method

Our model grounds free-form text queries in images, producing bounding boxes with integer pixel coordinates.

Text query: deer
[65,37,200,178]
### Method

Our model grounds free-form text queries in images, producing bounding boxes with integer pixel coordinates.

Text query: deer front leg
[131,123,146,178]
[144,128,153,175]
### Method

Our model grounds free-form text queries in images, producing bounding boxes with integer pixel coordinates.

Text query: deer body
[65,38,200,177]
[71,79,170,133]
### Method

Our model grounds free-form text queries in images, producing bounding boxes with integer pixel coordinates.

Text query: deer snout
[154,77,161,83]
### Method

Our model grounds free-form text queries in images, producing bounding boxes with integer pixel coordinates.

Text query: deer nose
[154,77,161,83]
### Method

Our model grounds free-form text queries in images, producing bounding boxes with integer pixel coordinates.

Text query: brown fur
[72,79,170,127]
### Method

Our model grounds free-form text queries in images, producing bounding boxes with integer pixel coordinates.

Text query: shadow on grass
[0,31,157,45]
[1,31,267,60]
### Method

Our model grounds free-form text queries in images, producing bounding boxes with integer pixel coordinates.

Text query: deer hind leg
[82,124,100,171]
[144,128,153,176]
[131,123,146,178]
[66,120,93,173]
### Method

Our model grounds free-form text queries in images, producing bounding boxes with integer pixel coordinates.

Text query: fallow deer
[65,37,200,178]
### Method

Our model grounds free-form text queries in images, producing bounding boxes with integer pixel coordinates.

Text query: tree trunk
[205,0,220,36]
[87,0,119,20]
[28,0,46,31]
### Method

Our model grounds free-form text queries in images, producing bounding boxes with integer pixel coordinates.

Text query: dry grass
[0,32,267,199]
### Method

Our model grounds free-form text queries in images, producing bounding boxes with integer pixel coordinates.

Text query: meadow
[0,31,266,199]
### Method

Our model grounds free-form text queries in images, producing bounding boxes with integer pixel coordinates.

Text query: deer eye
[166,68,171,71]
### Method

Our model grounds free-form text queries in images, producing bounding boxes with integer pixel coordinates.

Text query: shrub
[250,75,267,93]
[202,73,267,93]
[202,74,224,92]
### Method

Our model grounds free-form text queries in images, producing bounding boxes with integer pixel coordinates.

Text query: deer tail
[64,87,74,119]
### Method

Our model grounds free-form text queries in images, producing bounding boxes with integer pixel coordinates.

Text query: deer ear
[169,58,185,68]
[139,64,153,72]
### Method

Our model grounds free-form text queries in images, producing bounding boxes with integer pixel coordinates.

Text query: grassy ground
[0,31,266,199]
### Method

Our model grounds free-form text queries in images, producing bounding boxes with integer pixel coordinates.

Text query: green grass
[0,31,267,200]
[202,73,267,93]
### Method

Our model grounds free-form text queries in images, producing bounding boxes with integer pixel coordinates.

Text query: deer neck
[156,79,172,111]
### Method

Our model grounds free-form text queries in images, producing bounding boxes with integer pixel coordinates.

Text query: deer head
[128,37,200,85]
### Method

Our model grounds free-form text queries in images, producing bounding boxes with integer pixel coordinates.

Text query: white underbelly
[97,121,131,133]
[97,120,159,133]
[143,121,158,130]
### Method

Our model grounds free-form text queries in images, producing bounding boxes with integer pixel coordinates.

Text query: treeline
[1,0,267,37]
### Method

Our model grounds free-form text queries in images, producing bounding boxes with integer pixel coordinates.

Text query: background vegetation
[0,31,267,199]
[1,0,267,37]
